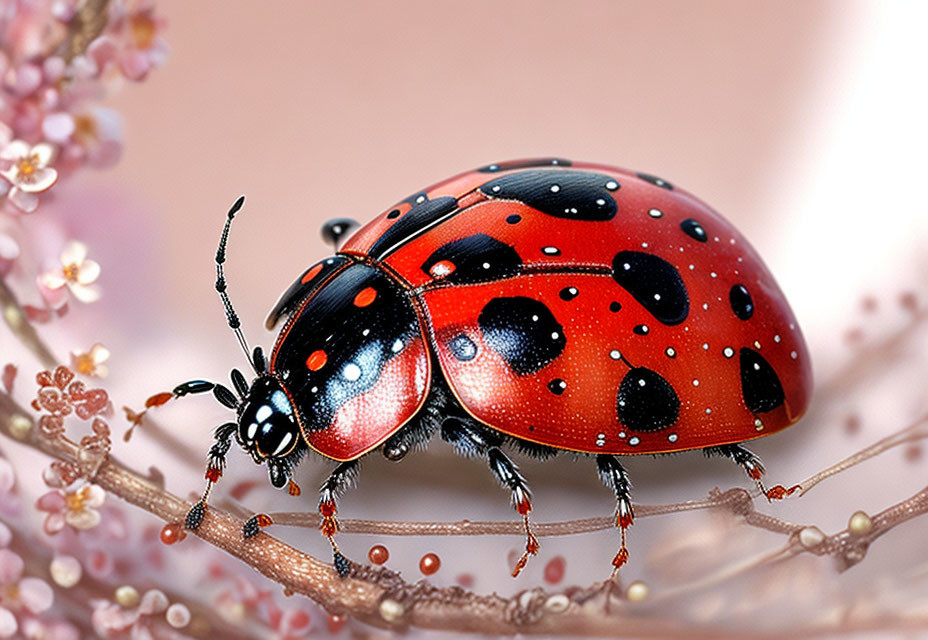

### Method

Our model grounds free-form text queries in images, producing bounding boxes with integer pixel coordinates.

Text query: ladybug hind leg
[318,460,360,578]
[184,421,237,531]
[596,455,634,575]
[440,418,539,577]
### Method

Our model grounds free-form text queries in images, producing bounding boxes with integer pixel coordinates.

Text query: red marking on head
[306,350,327,371]
[429,260,457,279]
[301,263,324,284]
[353,286,378,307]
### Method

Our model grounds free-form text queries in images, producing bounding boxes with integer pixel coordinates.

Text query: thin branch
[0,278,58,369]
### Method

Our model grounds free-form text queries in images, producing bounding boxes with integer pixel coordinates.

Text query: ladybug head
[234,373,304,489]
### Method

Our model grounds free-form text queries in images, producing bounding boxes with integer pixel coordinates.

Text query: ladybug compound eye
[238,377,300,460]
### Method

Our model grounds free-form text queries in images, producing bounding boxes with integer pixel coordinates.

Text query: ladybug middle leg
[440,418,540,577]
[706,443,770,497]
[317,460,360,578]
[596,455,634,575]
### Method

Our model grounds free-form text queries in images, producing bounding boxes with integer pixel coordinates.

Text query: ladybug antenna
[215,195,254,371]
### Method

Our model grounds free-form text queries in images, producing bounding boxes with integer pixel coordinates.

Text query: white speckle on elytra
[730,238,736,244]
[774,334,781,343]
[610,350,621,360]
[723,347,735,358]
[532,315,539,322]
[689,264,695,270]
[702,303,709,310]
[606,181,619,191]
[642,242,649,248]
[628,437,640,446]
[714,236,720,242]
[416,195,426,203]
[791,350,798,359]
[596,198,606,206]
[666,347,676,357]
[619,431,626,438]
[692,379,700,386]
[654,293,661,301]
[705,408,712,414]
[668,433,678,442]
[754,418,764,431]
[550,184,560,193]
[790,323,796,330]
[710,272,717,278]
[492,185,501,193]
[702,343,709,350]
[551,332,560,340]
[649,208,663,218]
[754,340,761,349]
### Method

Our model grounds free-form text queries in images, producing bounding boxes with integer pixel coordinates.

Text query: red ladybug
[176,158,812,579]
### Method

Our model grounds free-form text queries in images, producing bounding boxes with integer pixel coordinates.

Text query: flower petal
[18,166,58,193]
[39,270,67,290]
[43,513,66,535]
[65,507,100,530]
[77,259,100,285]
[31,143,56,166]
[8,187,38,213]
[0,549,24,585]
[60,241,87,266]
[42,113,74,144]
[0,140,29,161]
[70,283,101,303]
[83,484,106,508]
[90,343,111,364]
[18,577,54,614]
[0,607,17,639]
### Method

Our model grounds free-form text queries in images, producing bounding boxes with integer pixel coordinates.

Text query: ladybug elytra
[175,158,812,578]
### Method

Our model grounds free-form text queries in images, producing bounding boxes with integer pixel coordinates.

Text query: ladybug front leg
[318,460,360,578]
[440,419,539,577]
[596,455,634,575]
[184,422,237,531]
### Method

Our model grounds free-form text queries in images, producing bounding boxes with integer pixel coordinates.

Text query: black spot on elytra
[612,251,689,325]
[559,286,578,301]
[506,214,521,224]
[420,233,521,285]
[547,378,567,395]
[616,367,680,432]
[386,209,401,219]
[479,170,618,221]
[637,172,674,190]
[739,348,785,413]
[633,324,649,335]
[477,158,572,173]
[729,284,754,321]
[609,301,622,312]
[447,334,477,361]
[479,297,566,375]
[368,195,457,258]
[680,218,708,243]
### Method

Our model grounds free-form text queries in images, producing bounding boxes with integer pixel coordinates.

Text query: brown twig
[4,385,928,636]
[0,278,58,369]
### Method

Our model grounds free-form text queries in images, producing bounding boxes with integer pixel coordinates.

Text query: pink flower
[0,140,58,213]
[0,233,20,276]
[70,343,110,378]
[36,481,105,535]
[0,548,55,637]
[42,107,122,171]
[38,241,101,305]
[88,2,168,81]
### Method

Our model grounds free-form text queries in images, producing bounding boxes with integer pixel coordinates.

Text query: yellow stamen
[62,263,80,282]
[74,352,96,375]
[129,12,156,49]
[16,155,37,177]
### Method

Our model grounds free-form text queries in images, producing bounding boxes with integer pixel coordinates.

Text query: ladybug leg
[596,455,634,576]
[487,448,540,577]
[318,460,360,578]
[440,419,538,577]
[707,443,770,497]
[184,422,237,531]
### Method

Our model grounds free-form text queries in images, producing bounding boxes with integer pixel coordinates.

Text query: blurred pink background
[10,0,928,634]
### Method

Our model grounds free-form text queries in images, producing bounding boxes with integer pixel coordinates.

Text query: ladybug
[175,158,812,579]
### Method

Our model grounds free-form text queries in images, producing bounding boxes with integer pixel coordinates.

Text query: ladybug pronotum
[176,158,812,578]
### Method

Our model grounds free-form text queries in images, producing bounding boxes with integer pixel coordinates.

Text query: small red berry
[419,552,440,575]
[368,544,389,565]
[326,614,346,634]
[543,555,566,584]
[160,523,186,545]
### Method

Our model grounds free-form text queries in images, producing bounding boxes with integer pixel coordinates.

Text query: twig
[0,278,58,369]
